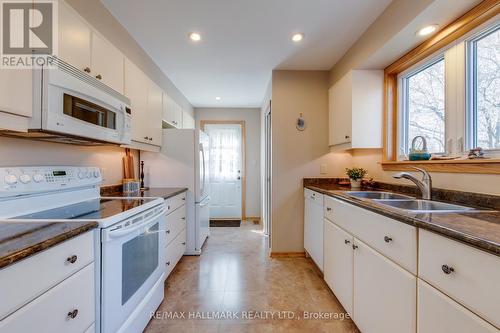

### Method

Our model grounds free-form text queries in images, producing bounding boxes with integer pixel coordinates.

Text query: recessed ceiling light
[417,25,439,37]
[215,97,221,101]
[292,33,304,42]
[189,32,201,42]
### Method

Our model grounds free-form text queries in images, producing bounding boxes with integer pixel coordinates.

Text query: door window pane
[471,26,500,150]
[405,58,445,154]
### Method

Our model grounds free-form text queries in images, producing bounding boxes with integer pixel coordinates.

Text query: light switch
[320,164,327,174]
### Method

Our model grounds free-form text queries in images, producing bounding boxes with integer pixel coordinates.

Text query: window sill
[381,159,500,174]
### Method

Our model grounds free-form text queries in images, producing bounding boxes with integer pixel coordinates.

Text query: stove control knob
[93,171,100,178]
[19,174,32,184]
[4,174,18,185]
[78,171,85,179]
[33,174,44,183]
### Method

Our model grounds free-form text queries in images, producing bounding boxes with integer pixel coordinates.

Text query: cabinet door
[58,2,91,72]
[417,279,498,333]
[182,110,195,129]
[323,219,353,315]
[124,59,148,143]
[329,72,352,146]
[353,239,416,333]
[0,69,32,118]
[304,191,323,271]
[162,92,176,126]
[147,81,163,146]
[174,103,183,128]
[91,33,124,94]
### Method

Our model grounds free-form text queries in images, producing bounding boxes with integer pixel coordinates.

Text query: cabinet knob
[95,74,102,80]
[167,205,171,210]
[344,239,350,245]
[66,255,78,264]
[67,309,79,319]
[352,244,358,250]
[181,242,186,245]
[345,135,350,139]
[384,236,393,243]
[83,67,91,73]
[166,261,170,266]
[326,207,332,212]
[166,229,170,234]
[441,265,455,275]
[149,137,153,141]
[144,136,148,140]
[181,217,186,220]
[182,197,186,201]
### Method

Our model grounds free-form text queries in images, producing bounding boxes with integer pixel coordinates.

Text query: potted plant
[345,167,367,189]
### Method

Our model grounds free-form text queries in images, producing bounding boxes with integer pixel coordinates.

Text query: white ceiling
[101,0,392,107]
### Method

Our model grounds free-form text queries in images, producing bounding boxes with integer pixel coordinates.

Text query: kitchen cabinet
[323,219,353,315]
[163,93,183,128]
[417,279,498,333]
[164,192,187,277]
[303,189,324,271]
[0,69,33,131]
[124,59,149,144]
[58,1,91,74]
[182,110,195,129]
[0,231,95,332]
[91,32,124,94]
[353,238,416,333]
[147,81,163,146]
[328,70,383,149]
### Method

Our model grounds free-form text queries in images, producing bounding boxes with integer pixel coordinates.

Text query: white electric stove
[0,166,167,333]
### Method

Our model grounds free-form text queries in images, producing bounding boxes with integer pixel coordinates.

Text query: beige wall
[0,137,136,185]
[194,108,262,218]
[65,0,193,117]
[271,70,335,253]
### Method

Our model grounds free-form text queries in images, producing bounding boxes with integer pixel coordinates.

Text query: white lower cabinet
[304,189,324,270]
[353,239,416,333]
[164,192,187,278]
[165,228,187,277]
[323,219,353,315]
[417,279,498,333]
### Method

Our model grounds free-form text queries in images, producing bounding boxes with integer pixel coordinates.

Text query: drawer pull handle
[181,242,186,245]
[182,197,186,201]
[441,265,455,275]
[352,244,358,250]
[66,255,78,264]
[166,230,170,234]
[181,217,186,220]
[166,261,170,266]
[384,236,393,243]
[326,207,332,212]
[67,309,79,319]
[344,239,350,245]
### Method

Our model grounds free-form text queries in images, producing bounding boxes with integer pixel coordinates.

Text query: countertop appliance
[1,58,132,145]
[142,128,210,255]
[0,166,166,333]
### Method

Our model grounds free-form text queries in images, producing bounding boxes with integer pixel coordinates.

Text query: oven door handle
[103,207,166,241]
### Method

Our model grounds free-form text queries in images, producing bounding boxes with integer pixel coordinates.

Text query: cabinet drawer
[419,229,500,328]
[418,279,498,333]
[0,263,95,333]
[304,189,323,204]
[0,231,94,320]
[327,197,417,274]
[165,192,187,215]
[166,205,187,245]
[165,228,186,277]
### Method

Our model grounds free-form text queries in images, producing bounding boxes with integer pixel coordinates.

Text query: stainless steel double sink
[345,191,486,213]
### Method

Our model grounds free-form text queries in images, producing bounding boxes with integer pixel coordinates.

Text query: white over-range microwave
[6,57,132,145]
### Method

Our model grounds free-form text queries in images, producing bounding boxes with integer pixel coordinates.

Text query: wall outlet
[320,164,327,174]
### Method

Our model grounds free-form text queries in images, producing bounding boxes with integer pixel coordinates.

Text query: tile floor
[144,221,360,333]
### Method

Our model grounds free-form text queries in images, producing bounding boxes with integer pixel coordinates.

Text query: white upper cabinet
[124,59,149,144]
[329,70,383,149]
[147,81,163,146]
[91,33,124,94]
[58,1,91,73]
[182,110,195,129]
[162,93,183,128]
[0,69,33,122]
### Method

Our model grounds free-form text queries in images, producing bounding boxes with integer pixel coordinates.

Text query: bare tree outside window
[473,27,500,150]
[406,59,445,153]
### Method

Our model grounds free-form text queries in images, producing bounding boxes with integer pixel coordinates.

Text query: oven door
[100,205,166,333]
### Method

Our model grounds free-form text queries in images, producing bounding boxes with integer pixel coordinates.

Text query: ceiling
[101,0,392,107]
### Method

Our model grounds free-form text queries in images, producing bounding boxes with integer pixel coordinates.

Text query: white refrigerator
[142,129,210,255]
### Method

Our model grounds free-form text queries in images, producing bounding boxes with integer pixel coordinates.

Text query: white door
[205,123,243,219]
[353,238,416,333]
[323,219,354,315]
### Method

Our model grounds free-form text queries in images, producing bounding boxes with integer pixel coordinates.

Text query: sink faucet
[393,167,432,200]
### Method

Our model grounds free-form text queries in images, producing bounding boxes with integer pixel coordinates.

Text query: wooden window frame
[382,0,500,174]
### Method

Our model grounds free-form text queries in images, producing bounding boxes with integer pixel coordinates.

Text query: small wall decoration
[296,113,306,131]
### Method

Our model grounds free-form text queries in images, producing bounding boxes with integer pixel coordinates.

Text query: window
[468,25,500,152]
[402,58,446,155]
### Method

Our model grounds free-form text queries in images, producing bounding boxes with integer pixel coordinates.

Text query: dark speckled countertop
[103,187,188,199]
[0,222,98,269]
[305,180,500,256]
